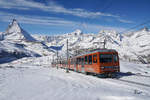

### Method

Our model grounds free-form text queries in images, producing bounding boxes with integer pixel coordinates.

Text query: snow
[0,58,150,100]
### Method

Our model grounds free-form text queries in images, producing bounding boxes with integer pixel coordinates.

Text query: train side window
[71,59,73,64]
[77,58,79,64]
[88,55,92,64]
[79,58,81,65]
[72,59,74,64]
[77,57,82,65]
[93,54,97,63]
[73,59,75,64]
[113,55,118,62]
[82,58,84,64]
[85,56,88,64]
[65,60,67,65]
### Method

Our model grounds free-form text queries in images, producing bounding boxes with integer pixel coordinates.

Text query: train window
[77,58,79,64]
[79,58,81,65]
[72,59,74,64]
[100,54,113,63]
[77,57,82,65]
[88,55,92,64]
[85,56,88,64]
[93,54,97,63]
[113,55,118,62]
[82,58,84,63]
[70,59,72,64]
[76,58,78,64]
[78,58,81,65]
[65,61,67,65]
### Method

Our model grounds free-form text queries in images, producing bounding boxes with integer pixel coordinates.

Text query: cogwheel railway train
[52,49,120,77]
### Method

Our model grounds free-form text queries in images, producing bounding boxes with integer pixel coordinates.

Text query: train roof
[55,49,118,61]
[75,49,118,58]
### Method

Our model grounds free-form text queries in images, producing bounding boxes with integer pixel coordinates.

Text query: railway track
[113,78,150,88]
[111,72,150,88]
[134,74,150,78]
[58,68,150,88]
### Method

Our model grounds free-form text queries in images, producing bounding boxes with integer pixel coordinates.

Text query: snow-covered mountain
[121,27,150,63]
[33,29,122,56]
[0,19,54,64]
[3,19,36,42]
[33,27,150,63]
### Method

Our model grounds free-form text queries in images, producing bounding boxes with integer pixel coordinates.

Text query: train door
[84,56,88,72]
[74,58,78,72]
[81,57,85,73]
[93,54,98,73]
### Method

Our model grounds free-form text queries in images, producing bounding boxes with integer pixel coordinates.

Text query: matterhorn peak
[12,19,18,25]
[4,19,36,42]
[6,19,21,33]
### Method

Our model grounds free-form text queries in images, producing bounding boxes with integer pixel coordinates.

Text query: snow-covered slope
[0,58,150,100]
[121,27,150,63]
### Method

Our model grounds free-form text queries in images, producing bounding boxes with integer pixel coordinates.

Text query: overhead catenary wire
[120,20,150,34]
[97,0,150,34]
[100,0,113,13]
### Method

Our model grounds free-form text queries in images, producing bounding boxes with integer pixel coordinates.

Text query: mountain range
[0,19,150,64]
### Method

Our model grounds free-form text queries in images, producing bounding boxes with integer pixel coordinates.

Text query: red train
[52,49,120,77]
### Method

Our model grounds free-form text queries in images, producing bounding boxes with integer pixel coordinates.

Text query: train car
[52,49,120,77]
[69,49,120,77]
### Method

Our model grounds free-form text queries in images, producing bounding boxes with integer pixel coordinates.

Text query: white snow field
[0,58,150,100]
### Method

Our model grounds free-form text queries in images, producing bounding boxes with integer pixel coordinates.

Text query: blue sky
[0,0,150,35]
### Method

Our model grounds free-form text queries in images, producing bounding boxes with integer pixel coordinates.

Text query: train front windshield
[99,54,118,63]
